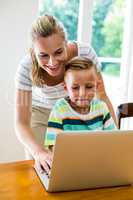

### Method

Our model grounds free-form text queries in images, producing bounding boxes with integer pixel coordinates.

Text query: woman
[15,14,116,173]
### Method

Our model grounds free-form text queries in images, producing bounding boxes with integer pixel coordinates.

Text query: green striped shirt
[45,98,117,146]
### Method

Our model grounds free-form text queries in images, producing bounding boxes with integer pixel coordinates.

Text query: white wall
[0,1,38,162]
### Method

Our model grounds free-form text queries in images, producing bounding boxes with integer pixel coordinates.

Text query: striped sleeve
[77,42,102,71]
[44,101,63,146]
[102,102,117,130]
[15,55,32,91]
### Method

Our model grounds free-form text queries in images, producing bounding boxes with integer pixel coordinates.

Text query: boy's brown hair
[65,56,97,74]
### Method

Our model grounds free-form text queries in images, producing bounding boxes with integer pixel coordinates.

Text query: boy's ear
[95,82,98,90]
[63,82,68,91]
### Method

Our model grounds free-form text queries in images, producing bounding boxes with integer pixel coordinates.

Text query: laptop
[34,130,133,192]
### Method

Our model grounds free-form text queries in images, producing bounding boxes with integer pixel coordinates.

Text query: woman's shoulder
[67,41,78,60]
[19,54,32,69]
[73,41,101,69]
[15,54,32,91]
[67,41,98,58]
[76,42,95,56]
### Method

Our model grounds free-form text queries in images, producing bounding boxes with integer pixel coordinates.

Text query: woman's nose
[48,56,57,66]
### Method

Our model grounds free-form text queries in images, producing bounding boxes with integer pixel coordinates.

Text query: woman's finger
[41,159,50,174]
[35,161,44,174]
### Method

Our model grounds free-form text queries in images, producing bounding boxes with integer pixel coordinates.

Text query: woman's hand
[96,72,107,100]
[96,71,118,126]
[34,148,53,174]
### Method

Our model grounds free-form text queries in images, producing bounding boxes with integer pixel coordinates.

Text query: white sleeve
[77,42,102,71]
[15,55,32,91]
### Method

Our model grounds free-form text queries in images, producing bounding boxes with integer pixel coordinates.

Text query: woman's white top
[15,43,101,109]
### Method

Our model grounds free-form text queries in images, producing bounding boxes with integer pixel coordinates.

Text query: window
[39,0,79,41]
[91,0,126,109]
[38,0,126,109]
[92,0,125,77]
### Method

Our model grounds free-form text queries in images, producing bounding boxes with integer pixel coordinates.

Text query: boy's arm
[44,105,63,147]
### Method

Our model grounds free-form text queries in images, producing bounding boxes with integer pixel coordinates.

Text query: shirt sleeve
[77,42,102,72]
[15,55,32,91]
[44,102,63,146]
[102,102,117,130]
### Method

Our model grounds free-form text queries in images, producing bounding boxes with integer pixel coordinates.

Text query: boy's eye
[72,86,79,90]
[87,86,93,89]
[86,85,95,89]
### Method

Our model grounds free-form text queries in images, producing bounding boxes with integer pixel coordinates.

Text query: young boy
[45,56,117,146]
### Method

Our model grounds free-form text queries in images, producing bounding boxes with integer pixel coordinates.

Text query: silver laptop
[34,130,133,192]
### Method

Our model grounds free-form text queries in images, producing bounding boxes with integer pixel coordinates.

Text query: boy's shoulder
[55,97,66,105]
[52,98,71,116]
[91,98,108,109]
[54,98,69,109]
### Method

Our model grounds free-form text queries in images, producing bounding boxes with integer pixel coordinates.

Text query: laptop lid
[35,130,133,192]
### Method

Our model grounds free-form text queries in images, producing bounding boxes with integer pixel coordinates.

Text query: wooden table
[1,160,133,200]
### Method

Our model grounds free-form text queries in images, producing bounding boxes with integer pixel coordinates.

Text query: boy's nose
[79,88,85,97]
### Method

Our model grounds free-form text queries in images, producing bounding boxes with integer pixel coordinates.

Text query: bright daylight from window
[92,0,125,110]
[39,0,79,41]
[39,0,125,110]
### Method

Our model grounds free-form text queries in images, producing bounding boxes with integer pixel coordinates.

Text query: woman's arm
[96,72,118,127]
[15,89,52,173]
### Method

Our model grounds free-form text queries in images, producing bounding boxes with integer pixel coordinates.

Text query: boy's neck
[68,100,90,115]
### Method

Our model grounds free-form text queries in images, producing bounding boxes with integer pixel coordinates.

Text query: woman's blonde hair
[65,56,97,74]
[30,15,67,86]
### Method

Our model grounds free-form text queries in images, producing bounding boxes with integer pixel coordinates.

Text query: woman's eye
[56,51,63,55]
[38,54,49,59]
[55,48,64,55]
